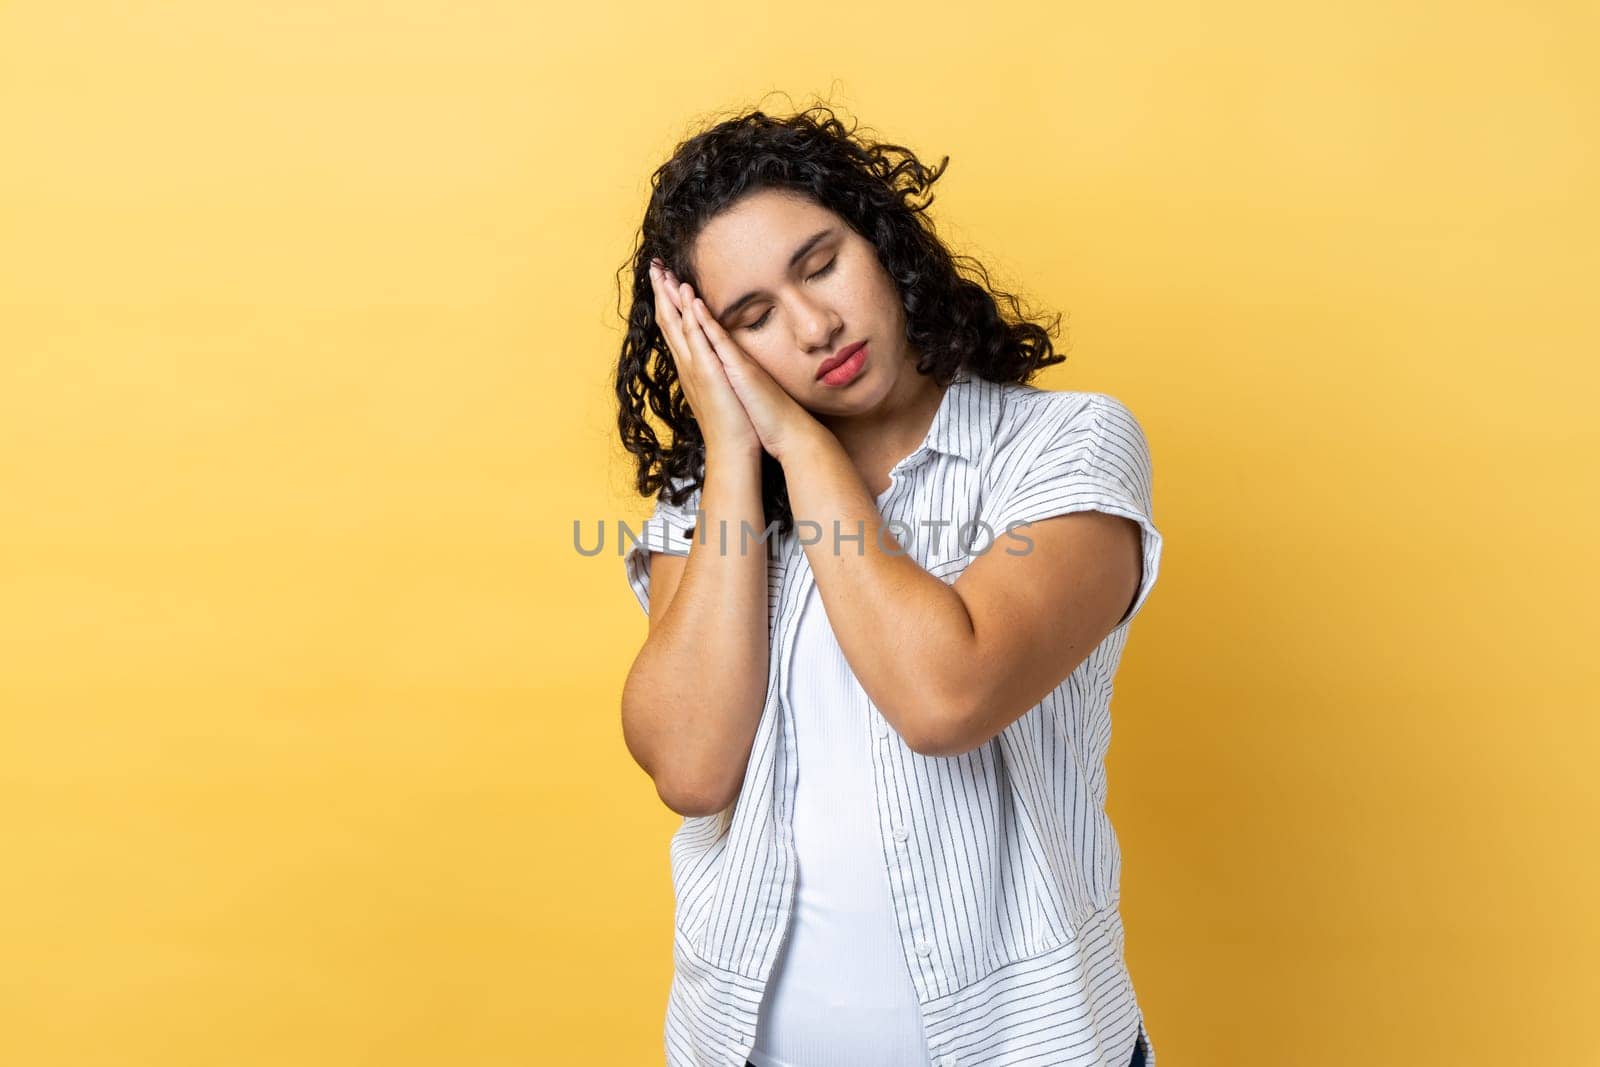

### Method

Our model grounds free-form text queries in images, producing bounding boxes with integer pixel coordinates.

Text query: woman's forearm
[621,448,771,815]
[780,427,979,753]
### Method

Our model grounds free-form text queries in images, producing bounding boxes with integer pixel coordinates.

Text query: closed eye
[745,258,837,332]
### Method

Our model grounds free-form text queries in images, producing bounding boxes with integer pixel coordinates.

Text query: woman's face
[687,188,913,415]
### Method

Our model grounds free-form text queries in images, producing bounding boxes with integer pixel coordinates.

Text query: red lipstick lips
[817,341,867,380]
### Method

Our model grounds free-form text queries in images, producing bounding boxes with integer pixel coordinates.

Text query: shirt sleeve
[622,475,704,617]
[991,392,1163,633]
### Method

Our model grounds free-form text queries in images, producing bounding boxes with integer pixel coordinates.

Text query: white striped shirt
[623,373,1163,1067]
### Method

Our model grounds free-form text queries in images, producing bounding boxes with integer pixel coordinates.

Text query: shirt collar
[921,371,1002,464]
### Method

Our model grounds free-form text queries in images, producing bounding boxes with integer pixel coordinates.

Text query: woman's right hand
[648,258,763,462]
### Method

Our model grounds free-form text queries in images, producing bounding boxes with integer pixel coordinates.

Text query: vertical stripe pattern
[624,375,1163,1067]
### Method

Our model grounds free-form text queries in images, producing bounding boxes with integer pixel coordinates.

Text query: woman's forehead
[692,192,842,280]
[700,191,837,252]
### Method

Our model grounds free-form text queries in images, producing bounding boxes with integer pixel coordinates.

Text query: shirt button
[892,825,909,843]
[938,1056,958,1067]
[915,940,933,957]
[874,721,890,739]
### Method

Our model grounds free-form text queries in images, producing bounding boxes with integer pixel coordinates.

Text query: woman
[616,105,1161,1067]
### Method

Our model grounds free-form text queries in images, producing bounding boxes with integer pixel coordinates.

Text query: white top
[746,580,934,1067]
[624,374,1163,1067]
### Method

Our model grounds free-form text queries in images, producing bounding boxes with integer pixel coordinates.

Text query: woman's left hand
[687,296,823,463]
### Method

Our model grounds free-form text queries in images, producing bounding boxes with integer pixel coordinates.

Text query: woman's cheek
[751,348,784,379]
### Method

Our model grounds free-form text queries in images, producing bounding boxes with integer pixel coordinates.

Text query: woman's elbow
[655,776,736,818]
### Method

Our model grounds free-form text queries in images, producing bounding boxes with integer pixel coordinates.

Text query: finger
[678,290,721,366]
[691,298,739,364]
[646,263,691,337]
[649,261,689,325]
[646,262,671,323]
[676,283,707,351]
[648,261,682,319]
[657,264,684,311]
[648,270,696,368]
[679,294,748,395]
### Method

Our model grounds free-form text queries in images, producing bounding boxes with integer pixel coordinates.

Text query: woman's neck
[819,366,948,493]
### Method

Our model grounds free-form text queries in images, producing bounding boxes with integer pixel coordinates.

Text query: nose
[793,294,842,352]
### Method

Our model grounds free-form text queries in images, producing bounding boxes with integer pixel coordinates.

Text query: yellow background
[2,1,1595,1063]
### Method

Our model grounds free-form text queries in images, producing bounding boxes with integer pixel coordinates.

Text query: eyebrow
[713,227,837,322]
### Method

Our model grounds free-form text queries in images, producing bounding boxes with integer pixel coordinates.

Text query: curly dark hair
[613,100,1067,539]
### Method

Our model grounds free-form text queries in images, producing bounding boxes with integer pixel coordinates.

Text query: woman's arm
[782,426,1140,757]
[779,428,978,753]
[620,448,770,817]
